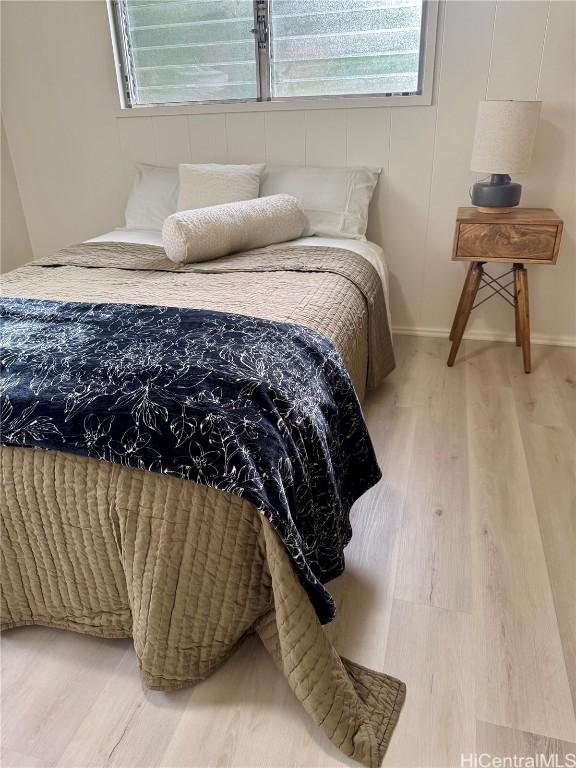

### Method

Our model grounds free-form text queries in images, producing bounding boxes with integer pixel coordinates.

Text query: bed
[0,229,404,768]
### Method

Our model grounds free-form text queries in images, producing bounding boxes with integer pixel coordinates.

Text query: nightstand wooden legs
[447,262,483,367]
[514,264,531,373]
[514,277,521,346]
[449,269,469,342]
[447,261,532,373]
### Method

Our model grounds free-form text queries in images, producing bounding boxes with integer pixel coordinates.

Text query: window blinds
[124,1,258,104]
[114,0,426,106]
[269,1,424,99]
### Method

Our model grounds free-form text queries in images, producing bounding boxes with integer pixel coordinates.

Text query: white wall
[1,118,32,271]
[2,0,575,343]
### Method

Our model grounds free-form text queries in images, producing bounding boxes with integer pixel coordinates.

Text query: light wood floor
[2,336,575,768]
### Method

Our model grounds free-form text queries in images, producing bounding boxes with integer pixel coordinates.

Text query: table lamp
[470,100,541,212]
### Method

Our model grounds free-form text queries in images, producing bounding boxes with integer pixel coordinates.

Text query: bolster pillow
[162,194,307,264]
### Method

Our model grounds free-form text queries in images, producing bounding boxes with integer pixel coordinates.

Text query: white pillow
[259,165,381,240]
[177,163,264,212]
[124,163,179,231]
[163,194,306,264]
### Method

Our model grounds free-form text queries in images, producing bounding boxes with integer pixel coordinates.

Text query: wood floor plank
[327,398,417,664]
[508,348,569,428]
[476,720,576,764]
[382,599,475,768]
[519,421,576,717]
[547,346,576,437]
[1,749,46,768]
[467,370,576,741]
[394,386,472,612]
[388,336,467,409]
[454,339,512,390]
[392,337,472,613]
[1,628,131,767]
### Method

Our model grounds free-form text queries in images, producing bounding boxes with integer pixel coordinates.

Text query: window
[110,0,436,108]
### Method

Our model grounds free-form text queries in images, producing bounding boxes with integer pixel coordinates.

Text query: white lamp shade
[470,100,542,174]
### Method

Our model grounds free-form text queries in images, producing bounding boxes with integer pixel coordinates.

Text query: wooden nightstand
[447,207,563,373]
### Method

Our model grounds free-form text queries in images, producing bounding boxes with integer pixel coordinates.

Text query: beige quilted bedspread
[0,243,403,766]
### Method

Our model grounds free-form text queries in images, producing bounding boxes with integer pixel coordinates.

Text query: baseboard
[392,326,576,348]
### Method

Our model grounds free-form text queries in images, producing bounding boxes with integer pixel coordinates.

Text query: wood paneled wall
[2,1,575,344]
[1,119,32,271]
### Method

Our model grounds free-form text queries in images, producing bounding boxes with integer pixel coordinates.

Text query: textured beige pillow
[163,194,307,264]
[177,163,264,212]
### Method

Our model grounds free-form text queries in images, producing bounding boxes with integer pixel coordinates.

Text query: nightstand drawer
[454,223,559,263]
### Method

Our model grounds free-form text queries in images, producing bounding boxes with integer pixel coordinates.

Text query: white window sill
[115,91,433,119]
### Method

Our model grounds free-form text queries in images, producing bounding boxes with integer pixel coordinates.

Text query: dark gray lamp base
[471,174,522,212]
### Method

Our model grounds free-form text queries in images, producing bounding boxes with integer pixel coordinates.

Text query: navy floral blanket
[0,297,381,622]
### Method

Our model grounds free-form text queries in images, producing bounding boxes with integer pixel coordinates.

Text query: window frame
[108,0,438,113]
